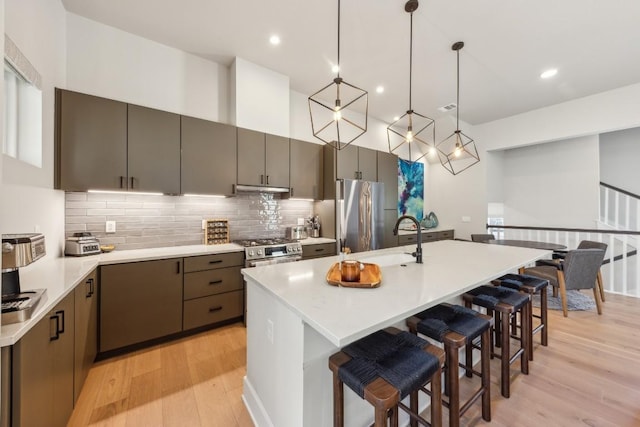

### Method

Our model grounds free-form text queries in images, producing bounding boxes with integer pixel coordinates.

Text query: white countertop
[0,243,245,347]
[298,237,336,245]
[242,239,549,347]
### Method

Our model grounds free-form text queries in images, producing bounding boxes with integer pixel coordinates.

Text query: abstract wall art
[398,158,424,220]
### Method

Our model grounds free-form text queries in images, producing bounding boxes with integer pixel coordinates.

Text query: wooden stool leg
[480,327,491,422]
[390,406,398,427]
[521,303,530,375]
[500,311,511,398]
[431,364,443,427]
[374,407,388,427]
[527,296,534,361]
[540,286,548,346]
[447,343,460,427]
[597,270,605,302]
[593,286,603,315]
[464,338,473,378]
[333,373,344,427]
[410,390,418,427]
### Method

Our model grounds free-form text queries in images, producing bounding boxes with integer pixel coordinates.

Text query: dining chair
[471,233,495,243]
[552,240,608,302]
[520,248,605,317]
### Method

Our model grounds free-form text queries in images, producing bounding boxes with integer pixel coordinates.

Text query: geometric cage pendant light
[387,0,435,163]
[308,0,368,150]
[436,41,480,175]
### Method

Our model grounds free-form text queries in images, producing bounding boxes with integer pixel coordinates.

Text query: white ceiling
[61,0,640,125]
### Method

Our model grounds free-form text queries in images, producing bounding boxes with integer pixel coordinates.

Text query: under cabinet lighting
[88,189,163,196]
[184,193,227,198]
[288,198,315,202]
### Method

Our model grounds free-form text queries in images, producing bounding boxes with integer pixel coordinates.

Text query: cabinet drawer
[398,234,418,245]
[302,243,337,259]
[438,230,454,240]
[422,232,438,242]
[183,291,244,330]
[184,252,244,272]
[184,266,242,300]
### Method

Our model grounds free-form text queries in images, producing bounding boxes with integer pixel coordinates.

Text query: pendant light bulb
[406,128,414,142]
[333,100,342,121]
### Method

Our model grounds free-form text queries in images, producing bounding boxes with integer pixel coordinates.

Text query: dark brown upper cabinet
[323,144,379,199]
[181,116,237,196]
[55,89,180,194]
[55,89,127,191]
[377,150,399,210]
[127,105,180,194]
[288,139,324,200]
[237,128,289,189]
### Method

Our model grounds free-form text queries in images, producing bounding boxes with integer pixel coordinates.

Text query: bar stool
[329,327,444,427]
[492,273,550,361]
[462,285,531,398]
[407,304,492,427]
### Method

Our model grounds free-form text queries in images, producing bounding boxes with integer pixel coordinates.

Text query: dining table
[487,239,566,251]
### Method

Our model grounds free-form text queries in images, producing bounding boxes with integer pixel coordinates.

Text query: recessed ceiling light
[331,65,340,73]
[393,116,400,122]
[269,35,281,45]
[540,68,558,79]
[376,86,384,94]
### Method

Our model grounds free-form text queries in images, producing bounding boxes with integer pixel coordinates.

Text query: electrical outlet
[267,319,274,344]
[105,221,116,233]
[462,216,471,223]
[202,219,207,230]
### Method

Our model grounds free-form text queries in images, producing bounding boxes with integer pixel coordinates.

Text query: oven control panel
[245,242,302,261]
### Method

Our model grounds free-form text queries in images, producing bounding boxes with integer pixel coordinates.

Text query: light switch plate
[106,221,116,233]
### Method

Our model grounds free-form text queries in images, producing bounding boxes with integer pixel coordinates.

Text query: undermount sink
[360,252,416,267]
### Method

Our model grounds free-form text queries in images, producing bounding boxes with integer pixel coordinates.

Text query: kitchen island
[241,239,550,427]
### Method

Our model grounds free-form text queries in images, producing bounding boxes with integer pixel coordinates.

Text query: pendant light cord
[408,11,413,110]
[456,47,460,131]
[337,0,341,79]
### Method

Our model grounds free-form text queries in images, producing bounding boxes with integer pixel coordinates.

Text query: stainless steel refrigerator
[336,179,384,253]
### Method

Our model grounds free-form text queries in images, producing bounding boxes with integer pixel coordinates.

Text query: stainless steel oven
[235,238,303,267]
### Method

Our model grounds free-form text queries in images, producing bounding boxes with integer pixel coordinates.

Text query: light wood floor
[69,293,640,427]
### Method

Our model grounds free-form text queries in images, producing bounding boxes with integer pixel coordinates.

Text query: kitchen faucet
[393,215,422,263]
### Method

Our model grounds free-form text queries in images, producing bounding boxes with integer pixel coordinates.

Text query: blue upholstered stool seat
[465,285,530,312]
[413,304,490,344]
[493,273,549,293]
[329,327,444,427]
[338,329,440,400]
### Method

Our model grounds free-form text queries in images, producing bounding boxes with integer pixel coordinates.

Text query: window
[3,46,42,168]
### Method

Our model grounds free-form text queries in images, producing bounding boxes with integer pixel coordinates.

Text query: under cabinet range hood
[233,184,290,194]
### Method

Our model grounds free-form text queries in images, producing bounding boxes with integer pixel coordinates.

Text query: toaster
[65,232,101,256]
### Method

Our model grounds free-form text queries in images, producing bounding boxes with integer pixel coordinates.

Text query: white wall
[1,0,67,257]
[66,13,228,123]
[430,83,640,239]
[600,127,640,196]
[501,135,600,228]
[231,57,289,136]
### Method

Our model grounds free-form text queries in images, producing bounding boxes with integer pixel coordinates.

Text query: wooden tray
[326,262,382,288]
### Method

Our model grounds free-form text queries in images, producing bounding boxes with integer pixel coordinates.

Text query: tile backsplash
[65,192,315,250]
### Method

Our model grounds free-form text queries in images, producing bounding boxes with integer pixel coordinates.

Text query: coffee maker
[1,233,47,323]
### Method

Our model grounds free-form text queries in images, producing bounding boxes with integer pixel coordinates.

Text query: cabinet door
[358,147,378,182]
[128,105,181,194]
[51,293,75,427]
[378,151,399,210]
[12,308,55,426]
[55,89,127,191]
[302,243,337,259]
[237,128,266,186]
[100,258,183,352]
[12,293,75,427]
[336,144,359,180]
[265,134,290,188]
[383,210,400,248]
[290,139,323,199]
[181,116,236,196]
[74,269,98,404]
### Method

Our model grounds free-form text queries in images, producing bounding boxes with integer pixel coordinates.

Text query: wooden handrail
[487,224,640,236]
[600,181,640,201]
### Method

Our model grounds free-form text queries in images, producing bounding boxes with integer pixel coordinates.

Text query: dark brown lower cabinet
[11,291,75,427]
[100,258,183,352]
[74,269,98,403]
[301,243,337,260]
